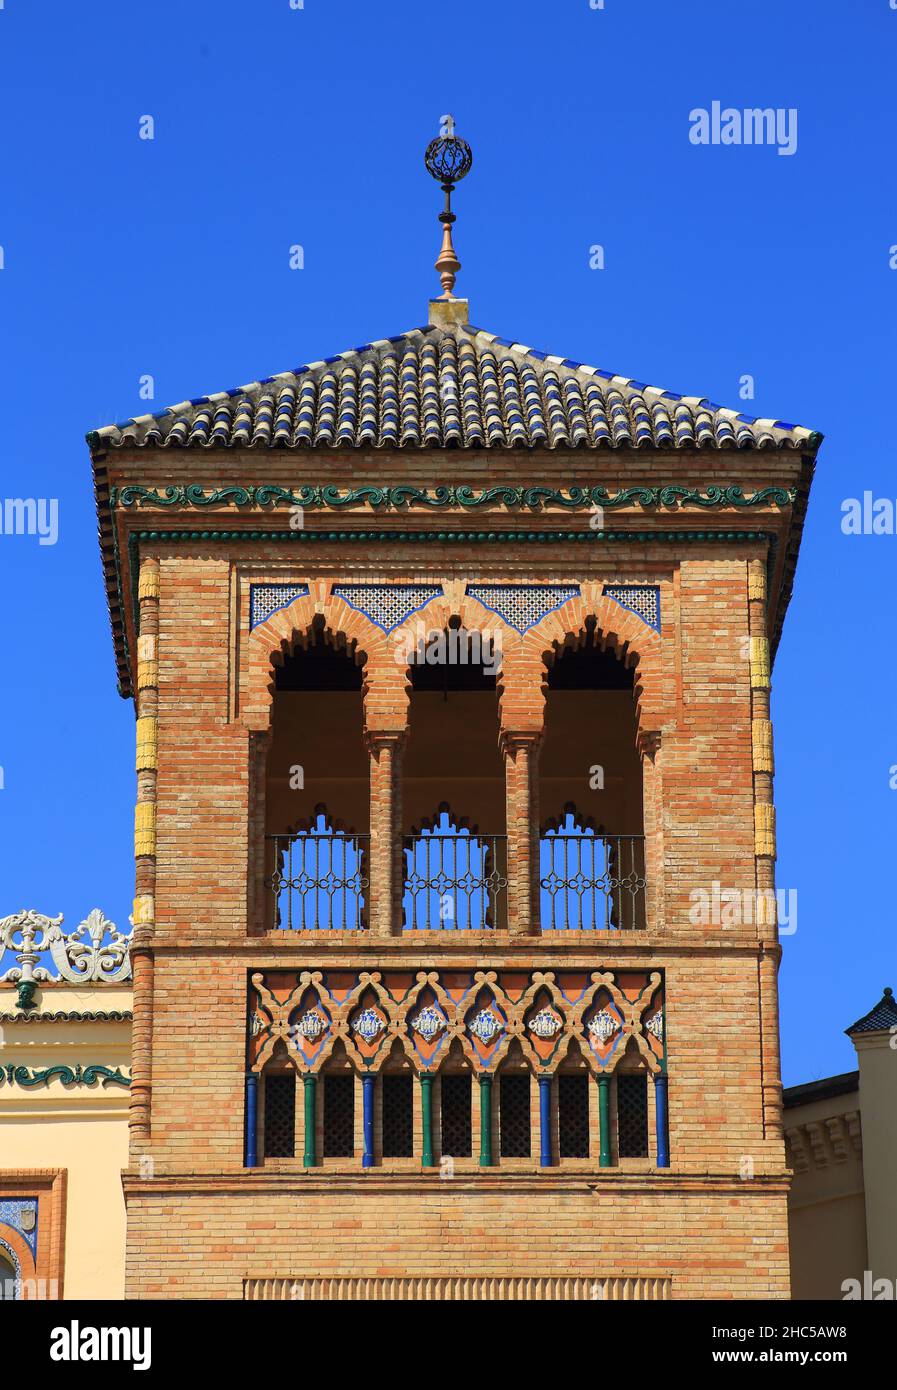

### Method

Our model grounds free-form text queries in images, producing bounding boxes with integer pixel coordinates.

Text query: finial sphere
[425,135,473,188]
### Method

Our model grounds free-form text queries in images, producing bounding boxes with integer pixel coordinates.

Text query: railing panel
[267,833,369,931]
[539,834,646,931]
[402,833,507,930]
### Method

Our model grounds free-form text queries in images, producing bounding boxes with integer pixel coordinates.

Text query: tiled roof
[845,986,897,1036]
[88,322,821,454]
[782,1071,859,1109]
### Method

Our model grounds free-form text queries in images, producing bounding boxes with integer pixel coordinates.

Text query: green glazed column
[598,1074,611,1168]
[479,1074,493,1167]
[420,1074,435,1168]
[303,1074,317,1168]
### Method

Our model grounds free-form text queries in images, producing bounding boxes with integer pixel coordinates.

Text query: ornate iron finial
[425,116,473,300]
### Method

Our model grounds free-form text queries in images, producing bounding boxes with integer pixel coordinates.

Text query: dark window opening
[547,640,633,691]
[382,1074,414,1158]
[558,1074,590,1158]
[440,1074,472,1157]
[263,1072,296,1158]
[323,1073,355,1158]
[617,1072,649,1158]
[499,1073,531,1158]
[275,625,363,691]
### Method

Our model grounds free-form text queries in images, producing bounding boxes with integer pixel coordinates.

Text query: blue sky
[0,0,894,1084]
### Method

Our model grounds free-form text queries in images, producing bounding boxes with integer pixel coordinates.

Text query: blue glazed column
[362,1074,375,1168]
[654,1073,670,1168]
[538,1076,552,1167]
[245,1073,259,1168]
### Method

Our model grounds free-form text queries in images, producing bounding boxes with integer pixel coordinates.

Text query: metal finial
[424,118,473,300]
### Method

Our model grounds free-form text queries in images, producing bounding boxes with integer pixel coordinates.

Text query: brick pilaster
[501,730,541,936]
[131,556,159,1142]
[365,729,406,936]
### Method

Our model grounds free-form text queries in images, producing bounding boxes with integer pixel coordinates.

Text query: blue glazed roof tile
[845,987,897,1036]
[90,320,820,454]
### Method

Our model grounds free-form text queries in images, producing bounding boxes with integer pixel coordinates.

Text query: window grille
[263,1073,296,1159]
[323,1074,355,1158]
[616,1072,649,1158]
[499,1073,531,1158]
[440,1074,472,1157]
[558,1074,590,1158]
[382,1075,414,1158]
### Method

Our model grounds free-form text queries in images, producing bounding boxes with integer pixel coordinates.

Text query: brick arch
[521,588,665,735]
[389,590,511,713]
[0,1224,36,1295]
[243,587,409,733]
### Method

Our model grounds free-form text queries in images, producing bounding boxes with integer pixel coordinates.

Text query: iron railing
[402,833,508,930]
[539,834,646,931]
[267,833,369,931]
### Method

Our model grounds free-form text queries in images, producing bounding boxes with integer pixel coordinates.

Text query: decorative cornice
[0,1063,131,1089]
[114,483,796,513]
[0,1010,132,1024]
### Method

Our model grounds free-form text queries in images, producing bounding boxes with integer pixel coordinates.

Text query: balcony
[266,824,645,932]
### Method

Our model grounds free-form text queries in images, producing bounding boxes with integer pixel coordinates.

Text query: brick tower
[88,131,820,1300]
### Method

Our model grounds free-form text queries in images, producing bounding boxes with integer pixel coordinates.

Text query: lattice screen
[440,1074,472,1158]
[323,1073,355,1158]
[381,1075,414,1158]
[558,1074,590,1159]
[602,585,660,632]
[616,1072,649,1158]
[249,584,309,629]
[499,1073,531,1158]
[263,1073,296,1158]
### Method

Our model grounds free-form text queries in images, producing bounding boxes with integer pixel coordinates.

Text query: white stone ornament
[469,1008,503,1043]
[528,1008,562,1039]
[588,1009,619,1043]
[0,908,132,994]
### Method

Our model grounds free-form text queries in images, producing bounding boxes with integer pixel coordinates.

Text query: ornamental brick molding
[248,967,664,1077]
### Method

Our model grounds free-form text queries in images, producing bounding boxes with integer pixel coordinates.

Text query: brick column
[638,729,663,932]
[500,730,541,937]
[131,556,159,1142]
[748,558,783,1141]
[365,730,406,936]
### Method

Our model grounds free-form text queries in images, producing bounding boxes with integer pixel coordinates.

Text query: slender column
[303,1074,317,1167]
[597,1074,611,1168]
[420,1074,435,1167]
[245,1073,259,1168]
[478,1075,494,1166]
[362,1074,375,1168]
[131,556,160,1142]
[654,1074,670,1168]
[500,730,541,936]
[538,1076,552,1167]
[365,730,406,936]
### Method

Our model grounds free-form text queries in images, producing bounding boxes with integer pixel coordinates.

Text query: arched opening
[539,628,645,930]
[260,1042,296,1161]
[264,621,368,930]
[0,1244,19,1301]
[402,625,506,930]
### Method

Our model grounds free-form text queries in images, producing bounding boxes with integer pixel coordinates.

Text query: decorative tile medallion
[409,1006,445,1042]
[469,1008,504,1043]
[293,1009,328,1041]
[352,1007,386,1042]
[588,1009,620,1043]
[528,1008,562,1039]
